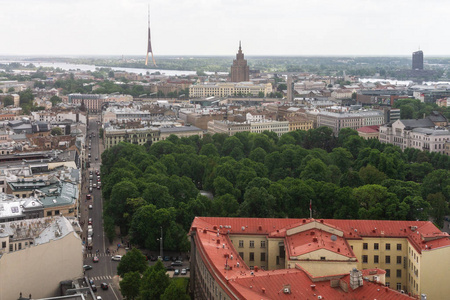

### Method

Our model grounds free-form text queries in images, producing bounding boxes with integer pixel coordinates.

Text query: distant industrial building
[412,50,423,70]
[230,42,249,82]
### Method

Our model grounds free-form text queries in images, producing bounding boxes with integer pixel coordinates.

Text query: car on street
[89,187,93,192]
[181,269,187,275]
[165,266,175,271]
[83,265,92,270]
[93,256,99,263]
[86,194,91,200]
[89,279,94,285]
[95,157,98,160]
[101,283,108,290]
[111,255,122,261]
[171,260,183,266]
[88,204,93,209]
[164,256,170,261]
[91,284,97,292]
[93,183,97,188]
[88,218,92,225]
[174,269,180,276]
[96,297,102,300]
[97,185,100,189]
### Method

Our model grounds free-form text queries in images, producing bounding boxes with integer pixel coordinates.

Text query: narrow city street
[81,115,124,300]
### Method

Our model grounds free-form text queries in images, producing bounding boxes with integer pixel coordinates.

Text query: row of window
[385,282,403,291]
[238,240,266,248]
[362,254,402,265]
[362,242,402,251]
[238,251,266,262]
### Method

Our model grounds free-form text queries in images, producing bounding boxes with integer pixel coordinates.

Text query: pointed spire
[239,40,241,51]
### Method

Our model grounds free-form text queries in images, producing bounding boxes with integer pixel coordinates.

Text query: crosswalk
[86,253,115,257]
[89,275,112,281]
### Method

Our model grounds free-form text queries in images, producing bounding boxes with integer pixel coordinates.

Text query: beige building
[283,115,314,131]
[357,125,380,140]
[190,217,450,300]
[317,110,384,135]
[189,82,272,98]
[104,125,203,149]
[208,119,289,137]
[0,216,83,299]
[379,119,450,153]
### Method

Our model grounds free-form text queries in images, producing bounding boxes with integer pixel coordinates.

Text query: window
[397,244,402,251]
[396,283,402,290]
[55,210,60,215]
[1,241,5,248]
[374,243,379,250]
[320,257,326,260]
[9,244,13,251]
[18,243,21,250]
[47,211,52,217]
[386,269,390,278]
[386,282,390,287]
[249,240,254,248]
[260,252,266,262]
[386,243,391,250]
[249,252,254,261]
[260,241,266,248]
[363,243,368,250]
[397,256,402,264]
[385,256,391,264]
[397,269,402,278]
[239,252,244,259]
[238,240,243,248]
[362,255,368,263]
[374,255,379,264]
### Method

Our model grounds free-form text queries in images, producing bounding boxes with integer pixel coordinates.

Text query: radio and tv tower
[145,5,156,66]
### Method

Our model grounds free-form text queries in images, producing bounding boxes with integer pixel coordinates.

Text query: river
[0,61,197,76]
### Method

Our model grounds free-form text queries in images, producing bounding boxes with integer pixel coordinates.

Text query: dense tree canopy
[101,127,450,253]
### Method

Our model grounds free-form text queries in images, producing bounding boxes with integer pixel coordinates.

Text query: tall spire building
[412,50,423,70]
[230,41,249,82]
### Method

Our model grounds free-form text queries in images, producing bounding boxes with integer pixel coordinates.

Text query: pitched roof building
[190,217,450,299]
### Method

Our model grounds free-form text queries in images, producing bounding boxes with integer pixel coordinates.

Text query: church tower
[230,41,250,82]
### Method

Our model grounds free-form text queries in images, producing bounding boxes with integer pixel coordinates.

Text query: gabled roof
[399,119,435,128]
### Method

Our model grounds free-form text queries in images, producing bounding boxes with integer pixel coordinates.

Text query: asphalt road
[82,115,122,300]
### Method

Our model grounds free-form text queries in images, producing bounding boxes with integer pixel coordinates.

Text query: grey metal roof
[400,119,435,128]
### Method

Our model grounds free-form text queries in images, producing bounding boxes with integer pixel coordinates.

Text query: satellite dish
[331,235,337,241]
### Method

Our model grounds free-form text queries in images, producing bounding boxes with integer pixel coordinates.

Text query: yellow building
[283,115,314,132]
[190,217,450,300]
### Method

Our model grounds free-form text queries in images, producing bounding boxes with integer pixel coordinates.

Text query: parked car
[181,269,187,275]
[174,269,180,276]
[93,183,97,188]
[83,265,93,270]
[101,283,108,290]
[88,218,92,225]
[89,279,94,285]
[89,187,93,192]
[91,284,97,292]
[171,260,183,266]
[165,266,175,271]
[97,185,101,190]
[96,297,102,300]
[93,256,99,263]
[86,194,91,200]
[88,204,93,209]
[164,256,170,261]
[150,255,157,261]
[111,255,122,261]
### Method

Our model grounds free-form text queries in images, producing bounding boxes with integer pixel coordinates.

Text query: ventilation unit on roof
[411,226,418,231]
[241,226,245,231]
[283,285,291,294]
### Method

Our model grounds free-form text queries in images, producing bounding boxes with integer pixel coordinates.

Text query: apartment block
[190,217,450,299]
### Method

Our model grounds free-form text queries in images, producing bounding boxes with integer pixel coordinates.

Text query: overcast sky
[1,0,448,57]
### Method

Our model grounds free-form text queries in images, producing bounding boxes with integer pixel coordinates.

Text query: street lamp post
[159,226,163,259]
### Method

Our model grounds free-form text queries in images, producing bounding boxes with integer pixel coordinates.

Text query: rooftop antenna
[145,4,157,67]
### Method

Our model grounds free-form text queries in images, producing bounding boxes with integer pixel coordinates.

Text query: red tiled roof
[192,217,450,253]
[231,267,413,300]
[357,125,380,133]
[190,217,450,299]
[285,228,355,259]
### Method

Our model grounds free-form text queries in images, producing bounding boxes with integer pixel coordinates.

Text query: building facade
[230,42,249,82]
[189,82,272,98]
[0,216,83,300]
[190,217,446,299]
[317,110,385,135]
[379,119,450,153]
[412,50,424,70]
[208,120,289,137]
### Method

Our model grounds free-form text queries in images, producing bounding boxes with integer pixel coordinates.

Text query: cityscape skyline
[1,0,449,57]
